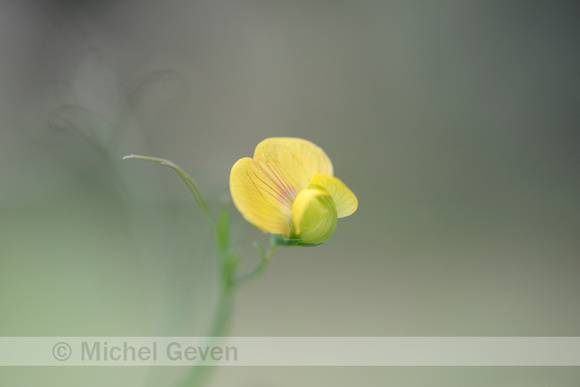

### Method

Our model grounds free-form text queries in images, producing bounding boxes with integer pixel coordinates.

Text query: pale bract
[230,137,357,246]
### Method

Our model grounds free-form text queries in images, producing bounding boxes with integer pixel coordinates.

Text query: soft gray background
[1,1,579,386]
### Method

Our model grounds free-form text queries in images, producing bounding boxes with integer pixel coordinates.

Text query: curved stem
[122,154,216,229]
[123,155,278,387]
[234,242,277,285]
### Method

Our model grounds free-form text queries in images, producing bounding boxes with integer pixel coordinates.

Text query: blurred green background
[1,0,579,386]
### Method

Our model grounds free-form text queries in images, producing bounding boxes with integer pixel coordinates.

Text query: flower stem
[177,288,233,387]
[234,241,277,285]
[123,154,279,387]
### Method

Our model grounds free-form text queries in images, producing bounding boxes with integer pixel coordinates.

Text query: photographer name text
[72,341,237,363]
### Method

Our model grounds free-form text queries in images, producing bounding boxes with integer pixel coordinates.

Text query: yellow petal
[230,157,292,236]
[253,138,333,194]
[291,186,337,244]
[310,174,358,218]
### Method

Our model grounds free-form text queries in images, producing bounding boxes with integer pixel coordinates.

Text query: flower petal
[230,157,292,236]
[291,186,337,245]
[310,174,358,218]
[253,138,333,194]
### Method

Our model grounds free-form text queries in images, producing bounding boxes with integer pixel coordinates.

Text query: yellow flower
[230,137,357,245]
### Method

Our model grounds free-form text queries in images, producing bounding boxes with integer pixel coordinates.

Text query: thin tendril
[234,241,278,285]
[122,154,216,229]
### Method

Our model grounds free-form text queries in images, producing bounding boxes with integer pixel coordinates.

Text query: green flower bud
[290,185,338,245]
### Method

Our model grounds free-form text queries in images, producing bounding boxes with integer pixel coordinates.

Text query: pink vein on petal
[258,160,298,204]
[253,160,296,208]
[248,163,292,209]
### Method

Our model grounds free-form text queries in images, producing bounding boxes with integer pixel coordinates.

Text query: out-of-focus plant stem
[123,154,277,387]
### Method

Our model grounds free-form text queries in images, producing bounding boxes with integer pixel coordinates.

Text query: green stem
[178,203,236,387]
[122,154,216,229]
[123,154,279,387]
[177,287,233,387]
